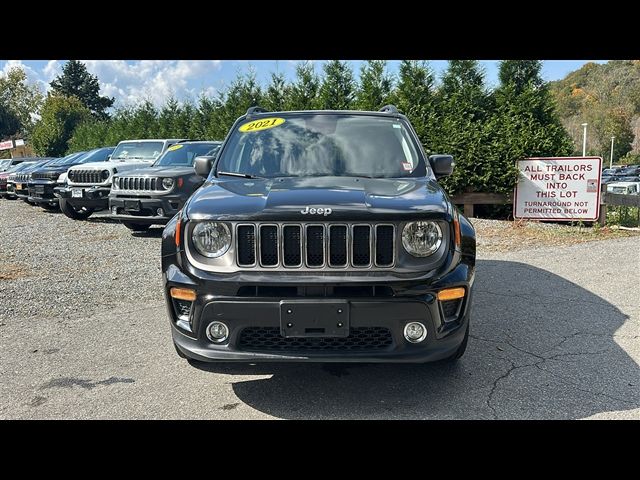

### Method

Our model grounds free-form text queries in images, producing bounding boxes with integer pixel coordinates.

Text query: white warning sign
[514,157,602,221]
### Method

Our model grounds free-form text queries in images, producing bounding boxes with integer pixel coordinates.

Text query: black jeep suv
[109,141,221,231]
[161,106,476,364]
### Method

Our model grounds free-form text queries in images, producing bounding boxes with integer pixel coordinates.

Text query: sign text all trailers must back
[514,157,602,221]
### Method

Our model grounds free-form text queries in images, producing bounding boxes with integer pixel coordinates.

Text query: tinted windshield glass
[11,162,36,173]
[60,152,87,165]
[77,147,115,164]
[154,143,220,167]
[216,114,422,178]
[111,141,164,160]
[0,160,11,171]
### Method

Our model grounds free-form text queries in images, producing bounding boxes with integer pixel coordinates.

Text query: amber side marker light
[437,287,465,301]
[170,287,196,301]
[453,218,461,248]
[175,218,182,247]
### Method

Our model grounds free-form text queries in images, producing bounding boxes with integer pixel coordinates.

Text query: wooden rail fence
[451,187,640,226]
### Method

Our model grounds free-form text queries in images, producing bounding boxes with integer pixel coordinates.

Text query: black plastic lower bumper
[165,261,474,363]
[54,185,110,209]
[28,181,59,204]
[109,195,183,225]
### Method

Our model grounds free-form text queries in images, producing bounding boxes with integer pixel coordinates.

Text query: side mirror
[429,154,454,178]
[106,155,111,160]
[194,155,216,177]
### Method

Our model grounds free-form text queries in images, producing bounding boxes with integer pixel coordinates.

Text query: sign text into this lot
[514,157,602,221]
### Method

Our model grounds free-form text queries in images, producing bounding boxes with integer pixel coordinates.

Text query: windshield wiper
[217,171,261,179]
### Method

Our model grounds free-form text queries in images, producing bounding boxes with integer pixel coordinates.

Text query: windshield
[154,143,220,167]
[0,160,11,171]
[215,114,423,179]
[111,141,164,160]
[10,162,35,173]
[611,186,627,194]
[59,152,87,165]
[76,147,115,164]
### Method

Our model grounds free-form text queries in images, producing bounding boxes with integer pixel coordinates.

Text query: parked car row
[0,138,222,232]
[601,165,640,185]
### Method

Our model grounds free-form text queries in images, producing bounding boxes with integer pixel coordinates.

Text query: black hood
[187,176,453,222]
[32,165,71,175]
[116,166,196,177]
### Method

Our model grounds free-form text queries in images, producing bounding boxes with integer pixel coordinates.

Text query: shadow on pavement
[190,260,639,419]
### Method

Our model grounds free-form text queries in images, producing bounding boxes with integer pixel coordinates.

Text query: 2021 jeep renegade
[161,106,476,363]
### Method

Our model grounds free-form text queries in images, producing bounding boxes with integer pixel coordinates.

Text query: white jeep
[54,139,184,219]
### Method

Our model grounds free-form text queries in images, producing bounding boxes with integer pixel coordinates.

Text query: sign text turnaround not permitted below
[514,157,602,221]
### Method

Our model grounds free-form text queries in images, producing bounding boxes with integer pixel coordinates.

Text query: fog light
[111,206,117,214]
[157,207,164,216]
[404,322,427,343]
[206,321,229,343]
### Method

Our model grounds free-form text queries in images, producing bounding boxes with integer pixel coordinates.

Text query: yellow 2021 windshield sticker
[239,117,285,133]
[167,144,183,151]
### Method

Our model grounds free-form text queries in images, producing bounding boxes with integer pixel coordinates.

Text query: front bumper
[109,194,184,225]
[164,261,474,363]
[28,181,59,205]
[54,185,110,209]
[3,183,17,198]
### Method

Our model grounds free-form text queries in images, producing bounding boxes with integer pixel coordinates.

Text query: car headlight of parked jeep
[402,221,442,257]
[101,170,110,181]
[192,222,231,258]
[162,177,174,189]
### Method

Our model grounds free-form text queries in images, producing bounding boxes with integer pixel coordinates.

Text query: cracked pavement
[1,222,638,418]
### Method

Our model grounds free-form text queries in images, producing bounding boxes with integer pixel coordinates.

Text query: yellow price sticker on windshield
[167,144,183,151]
[239,117,285,133]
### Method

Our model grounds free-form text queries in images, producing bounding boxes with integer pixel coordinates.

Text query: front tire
[60,198,94,220]
[123,222,151,232]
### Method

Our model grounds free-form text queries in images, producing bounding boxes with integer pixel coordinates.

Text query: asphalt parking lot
[1,200,638,419]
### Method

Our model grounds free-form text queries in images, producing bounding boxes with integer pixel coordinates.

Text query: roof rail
[246,106,268,117]
[379,104,399,114]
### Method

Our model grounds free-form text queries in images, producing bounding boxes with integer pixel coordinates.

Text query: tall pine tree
[264,72,290,112]
[50,60,115,119]
[434,60,491,195]
[287,61,320,110]
[319,60,355,110]
[213,71,263,138]
[389,60,436,147]
[482,60,573,194]
[355,60,393,111]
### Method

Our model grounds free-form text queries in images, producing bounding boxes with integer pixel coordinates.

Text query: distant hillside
[549,60,640,163]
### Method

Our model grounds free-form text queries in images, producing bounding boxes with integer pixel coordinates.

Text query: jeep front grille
[68,169,104,184]
[116,176,159,191]
[31,172,59,181]
[235,223,395,269]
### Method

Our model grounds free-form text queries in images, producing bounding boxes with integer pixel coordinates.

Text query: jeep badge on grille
[301,206,332,216]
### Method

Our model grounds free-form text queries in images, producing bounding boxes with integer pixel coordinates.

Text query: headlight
[101,170,110,180]
[402,221,442,257]
[192,222,231,258]
[162,178,174,189]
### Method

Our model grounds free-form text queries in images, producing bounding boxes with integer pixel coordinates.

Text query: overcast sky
[0,60,606,108]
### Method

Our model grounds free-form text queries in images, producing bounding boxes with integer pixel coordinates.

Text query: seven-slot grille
[68,169,105,184]
[115,176,160,191]
[235,223,395,269]
[31,171,60,181]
